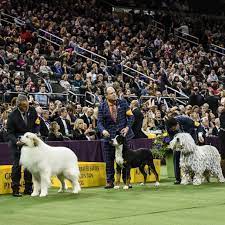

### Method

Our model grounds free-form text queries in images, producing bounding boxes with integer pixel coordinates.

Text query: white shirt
[61,117,69,135]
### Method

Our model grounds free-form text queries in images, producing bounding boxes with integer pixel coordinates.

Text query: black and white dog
[111,134,159,190]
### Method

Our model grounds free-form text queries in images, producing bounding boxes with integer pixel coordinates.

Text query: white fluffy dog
[170,132,225,185]
[20,132,81,197]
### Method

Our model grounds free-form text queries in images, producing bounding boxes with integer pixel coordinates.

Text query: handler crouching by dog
[97,87,134,189]
[166,114,204,185]
[6,94,40,197]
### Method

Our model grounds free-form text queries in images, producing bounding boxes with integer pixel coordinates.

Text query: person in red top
[20,26,32,43]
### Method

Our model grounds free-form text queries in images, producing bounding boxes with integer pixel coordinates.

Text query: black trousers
[219,130,225,159]
[10,144,33,192]
[173,151,181,182]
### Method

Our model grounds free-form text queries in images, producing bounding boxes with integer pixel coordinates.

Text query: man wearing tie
[55,107,72,137]
[80,108,93,127]
[6,94,40,197]
[97,87,134,189]
[40,110,50,138]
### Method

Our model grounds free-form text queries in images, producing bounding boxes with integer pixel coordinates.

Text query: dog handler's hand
[102,130,110,138]
[121,127,129,136]
[16,141,24,147]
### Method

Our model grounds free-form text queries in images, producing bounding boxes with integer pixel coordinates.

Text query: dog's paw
[72,189,79,194]
[140,182,145,186]
[123,185,129,190]
[31,192,39,197]
[39,193,47,197]
[58,188,64,193]
[155,182,160,187]
[114,185,120,189]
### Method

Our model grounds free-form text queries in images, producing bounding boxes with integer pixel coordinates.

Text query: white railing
[150,19,165,33]
[121,64,189,100]
[2,91,69,104]
[140,95,188,105]
[38,29,64,46]
[0,12,25,26]
[210,44,225,56]
[74,45,107,66]
[174,29,199,45]
[85,91,96,105]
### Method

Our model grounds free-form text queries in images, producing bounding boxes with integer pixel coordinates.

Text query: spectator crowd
[0,0,225,142]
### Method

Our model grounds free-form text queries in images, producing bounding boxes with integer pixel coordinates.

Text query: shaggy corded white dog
[170,133,225,185]
[20,132,81,197]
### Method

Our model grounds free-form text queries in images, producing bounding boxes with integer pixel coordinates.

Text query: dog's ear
[33,136,39,147]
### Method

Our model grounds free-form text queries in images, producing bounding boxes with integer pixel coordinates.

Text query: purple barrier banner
[0,138,153,165]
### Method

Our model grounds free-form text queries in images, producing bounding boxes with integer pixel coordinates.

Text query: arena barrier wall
[0,160,160,194]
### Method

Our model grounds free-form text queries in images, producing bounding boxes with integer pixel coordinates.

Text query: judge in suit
[55,107,72,137]
[97,87,134,189]
[6,94,40,197]
[130,100,147,139]
[39,110,50,138]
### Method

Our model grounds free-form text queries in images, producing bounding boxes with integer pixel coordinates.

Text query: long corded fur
[169,132,197,153]
[170,132,225,185]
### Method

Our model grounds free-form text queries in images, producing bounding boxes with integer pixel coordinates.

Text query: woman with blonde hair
[47,121,64,141]
[72,119,88,140]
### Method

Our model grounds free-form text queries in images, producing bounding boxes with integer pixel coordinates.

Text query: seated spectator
[55,107,72,137]
[72,119,88,140]
[59,74,71,91]
[47,121,64,141]
[80,107,93,127]
[35,85,49,107]
[212,118,220,136]
[40,110,50,138]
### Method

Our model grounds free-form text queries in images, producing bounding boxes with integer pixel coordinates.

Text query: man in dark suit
[80,108,93,127]
[39,110,50,138]
[55,107,72,137]
[97,87,134,189]
[6,94,40,197]
[212,118,220,136]
[130,100,147,139]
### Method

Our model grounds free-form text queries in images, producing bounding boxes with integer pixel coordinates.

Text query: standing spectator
[188,87,205,106]
[97,87,134,189]
[130,100,147,139]
[6,94,40,197]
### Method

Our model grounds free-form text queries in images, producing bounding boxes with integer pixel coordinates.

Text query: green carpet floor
[1,172,225,225]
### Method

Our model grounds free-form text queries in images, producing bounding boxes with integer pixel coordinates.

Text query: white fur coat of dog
[20,132,81,197]
[170,133,225,185]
